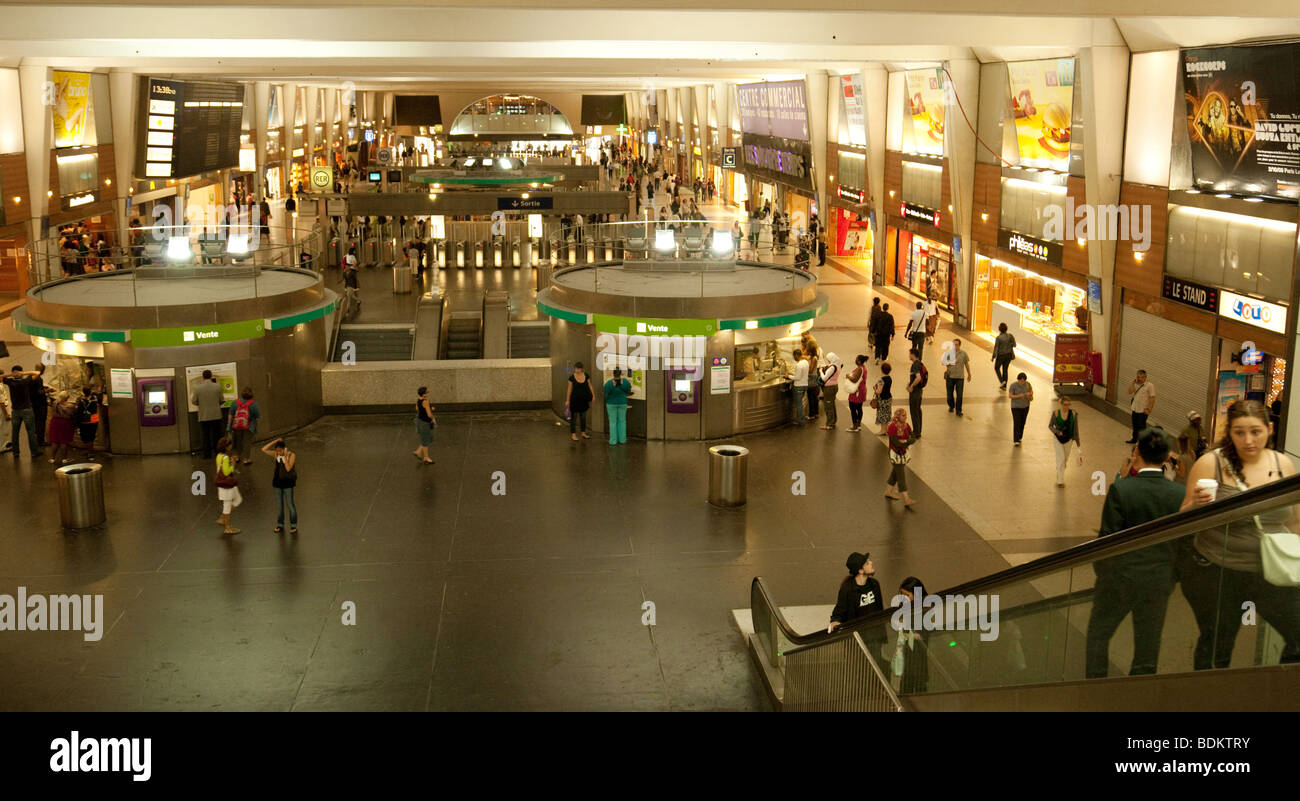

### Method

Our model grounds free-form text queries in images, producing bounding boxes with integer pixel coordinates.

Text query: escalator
[444,316,482,359]
[746,474,1300,712]
[332,324,415,361]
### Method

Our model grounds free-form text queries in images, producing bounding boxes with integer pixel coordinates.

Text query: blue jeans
[792,386,807,424]
[276,487,298,526]
[606,404,628,444]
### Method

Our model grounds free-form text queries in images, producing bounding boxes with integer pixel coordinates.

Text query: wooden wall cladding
[1123,288,1216,334]
[0,152,31,233]
[939,161,952,233]
[1113,182,1169,299]
[826,147,838,196]
[1216,316,1287,356]
[1062,176,1090,277]
[971,163,1000,244]
[884,150,902,205]
[98,144,116,189]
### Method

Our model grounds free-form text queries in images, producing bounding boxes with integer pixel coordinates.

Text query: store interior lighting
[711,233,734,256]
[166,236,191,261]
[226,234,250,255]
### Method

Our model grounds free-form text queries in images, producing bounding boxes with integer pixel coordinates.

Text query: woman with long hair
[845,355,868,433]
[1179,400,1300,670]
[873,362,893,436]
[884,407,917,508]
[214,436,242,535]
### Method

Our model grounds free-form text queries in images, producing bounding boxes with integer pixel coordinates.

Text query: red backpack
[231,399,253,431]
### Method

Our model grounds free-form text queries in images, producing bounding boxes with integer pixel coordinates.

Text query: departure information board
[137,77,243,179]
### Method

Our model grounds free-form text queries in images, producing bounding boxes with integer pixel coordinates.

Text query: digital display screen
[674,380,691,393]
[137,77,243,180]
[147,390,167,405]
[368,171,382,182]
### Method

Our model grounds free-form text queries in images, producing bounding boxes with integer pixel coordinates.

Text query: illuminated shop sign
[837,185,866,204]
[901,202,940,228]
[1218,290,1287,334]
[998,228,1063,265]
[1162,276,1219,314]
[740,133,813,192]
[61,192,97,211]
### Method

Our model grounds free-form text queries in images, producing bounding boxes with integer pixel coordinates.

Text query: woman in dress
[47,391,77,465]
[845,355,868,433]
[873,362,893,436]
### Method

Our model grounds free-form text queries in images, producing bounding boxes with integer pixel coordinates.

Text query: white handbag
[1223,453,1300,587]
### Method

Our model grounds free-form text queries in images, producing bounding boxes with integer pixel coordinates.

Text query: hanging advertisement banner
[840,73,868,147]
[736,80,810,141]
[904,69,945,157]
[1007,58,1075,171]
[740,133,814,192]
[52,71,93,148]
[1181,42,1300,200]
[1052,333,1091,384]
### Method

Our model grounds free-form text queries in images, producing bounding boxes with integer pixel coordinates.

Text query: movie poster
[904,69,945,156]
[1182,43,1300,200]
[51,71,93,148]
[1007,58,1075,171]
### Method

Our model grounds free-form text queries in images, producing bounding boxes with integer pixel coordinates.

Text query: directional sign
[310,166,333,191]
[721,147,738,169]
[376,146,393,166]
[497,196,554,210]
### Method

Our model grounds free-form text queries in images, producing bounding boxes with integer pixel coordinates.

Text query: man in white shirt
[923,297,939,343]
[788,348,809,425]
[905,302,927,357]
[1127,370,1156,444]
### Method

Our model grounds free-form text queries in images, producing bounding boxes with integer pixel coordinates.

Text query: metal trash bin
[707,445,749,508]
[56,463,106,528]
[392,263,412,293]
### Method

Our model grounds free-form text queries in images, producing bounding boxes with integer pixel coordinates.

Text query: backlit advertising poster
[1008,58,1075,171]
[1052,333,1090,384]
[51,71,93,148]
[840,74,868,147]
[1182,43,1300,200]
[737,80,810,141]
[904,69,945,156]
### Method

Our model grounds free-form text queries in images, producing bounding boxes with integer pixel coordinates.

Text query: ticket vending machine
[664,369,701,439]
[136,377,176,427]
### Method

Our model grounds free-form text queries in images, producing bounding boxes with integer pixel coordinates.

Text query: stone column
[943,58,980,328]
[19,65,50,248]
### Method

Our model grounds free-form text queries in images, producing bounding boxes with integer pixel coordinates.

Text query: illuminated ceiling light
[712,234,734,257]
[1245,197,1264,203]
[888,190,895,198]
[980,213,989,222]
[166,236,191,261]
[104,179,112,186]
[72,332,87,342]
[226,234,249,255]
[1133,250,1145,262]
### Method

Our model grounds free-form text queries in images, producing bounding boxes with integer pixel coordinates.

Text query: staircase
[444,316,482,359]
[508,322,550,358]
[333,324,415,361]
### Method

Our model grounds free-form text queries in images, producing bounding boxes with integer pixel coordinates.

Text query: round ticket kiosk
[14,230,336,455]
[537,247,826,440]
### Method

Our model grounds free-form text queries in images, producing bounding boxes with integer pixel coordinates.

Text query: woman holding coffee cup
[1178,400,1300,671]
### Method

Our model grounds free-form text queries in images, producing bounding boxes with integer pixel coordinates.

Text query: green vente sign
[132,319,265,348]
[592,314,716,337]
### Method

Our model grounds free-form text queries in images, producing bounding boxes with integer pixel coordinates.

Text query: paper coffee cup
[1195,478,1218,502]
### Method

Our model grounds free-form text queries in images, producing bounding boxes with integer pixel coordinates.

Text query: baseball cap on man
[846,552,869,574]
[1187,410,1202,421]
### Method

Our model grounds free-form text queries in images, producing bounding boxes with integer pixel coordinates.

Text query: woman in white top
[923,296,939,342]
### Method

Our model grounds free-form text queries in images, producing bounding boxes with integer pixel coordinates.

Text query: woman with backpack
[226,387,260,465]
[214,436,242,535]
[261,438,298,534]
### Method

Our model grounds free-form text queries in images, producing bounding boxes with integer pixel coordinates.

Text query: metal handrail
[784,633,904,712]
[756,471,1300,653]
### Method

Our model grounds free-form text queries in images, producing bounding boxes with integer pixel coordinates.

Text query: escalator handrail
[761,471,1300,653]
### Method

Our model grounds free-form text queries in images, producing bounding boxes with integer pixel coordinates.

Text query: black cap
[846,552,869,574]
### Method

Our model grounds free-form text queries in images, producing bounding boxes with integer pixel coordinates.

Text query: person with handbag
[845,355,868,433]
[884,407,916,507]
[817,352,842,430]
[1084,427,1184,678]
[214,437,242,536]
[1179,400,1300,670]
[872,362,893,436]
[564,362,594,441]
[413,386,435,464]
[261,439,299,534]
[1048,397,1082,487]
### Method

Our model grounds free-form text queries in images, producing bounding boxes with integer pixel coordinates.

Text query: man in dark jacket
[872,303,895,362]
[829,552,884,632]
[1085,427,1185,678]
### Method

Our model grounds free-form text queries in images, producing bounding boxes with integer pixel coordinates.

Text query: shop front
[888,210,955,309]
[830,185,874,274]
[971,248,1086,366]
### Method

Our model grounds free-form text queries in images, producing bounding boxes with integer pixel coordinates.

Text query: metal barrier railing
[784,633,904,713]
